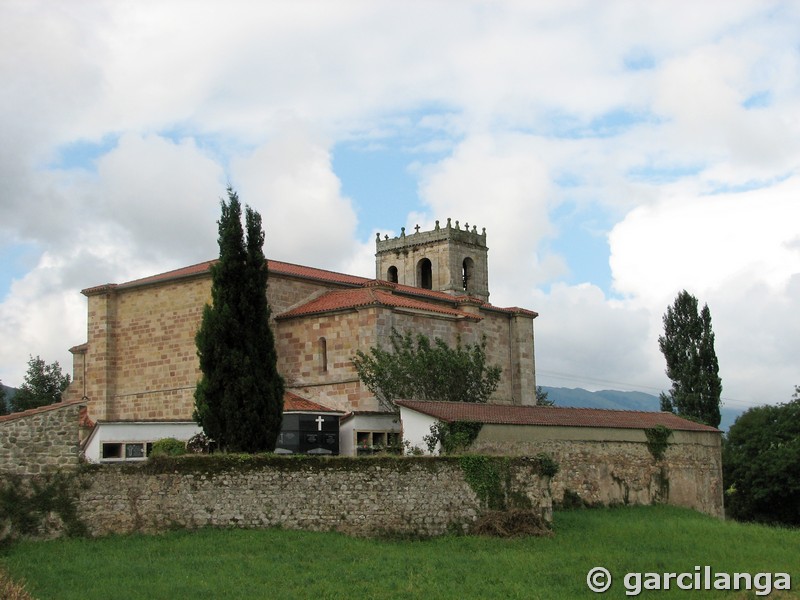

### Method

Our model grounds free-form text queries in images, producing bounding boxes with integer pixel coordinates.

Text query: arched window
[417,258,432,290]
[318,337,328,372]
[462,257,474,292]
[387,266,398,283]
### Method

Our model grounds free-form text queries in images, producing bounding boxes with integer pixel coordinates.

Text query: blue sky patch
[742,90,772,109]
[627,162,705,184]
[547,201,615,293]
[705,171,792,195]
[333,142,427,239]
[537,108,658,139]
[47,135,120,171]
[623,47,656,71]
[0,242,40,299]
[333,111,458,239]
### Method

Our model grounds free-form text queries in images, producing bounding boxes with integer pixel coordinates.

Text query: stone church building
[66,220,539,460]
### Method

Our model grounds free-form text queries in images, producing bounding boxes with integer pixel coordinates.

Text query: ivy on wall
[459,453,559,511]
[0,472,86,548]
[424,420,484,454]
[644,425,673,461]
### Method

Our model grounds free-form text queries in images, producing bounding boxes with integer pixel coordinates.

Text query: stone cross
[315,415,325,431]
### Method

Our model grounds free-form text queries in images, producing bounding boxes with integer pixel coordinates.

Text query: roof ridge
[0,397,86,423]
[394,400,720,432]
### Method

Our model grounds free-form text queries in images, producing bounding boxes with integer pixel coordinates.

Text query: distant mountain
[540,386,742,432]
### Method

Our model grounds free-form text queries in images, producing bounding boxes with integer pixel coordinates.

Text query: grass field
[1,505,798,599]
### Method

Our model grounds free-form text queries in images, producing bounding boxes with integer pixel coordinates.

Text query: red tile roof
[276,286,484,320]
[80,258,537,318]
[395,400,720,432]
[83,259,370,295]
[283,391,342,413]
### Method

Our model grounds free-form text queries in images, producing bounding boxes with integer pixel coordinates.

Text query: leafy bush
[423,420,483,455]
[149,438,187,457]
[352,328,501,411]
[535,453,559,478]
[186,432,212,454]
[723,386,800,526]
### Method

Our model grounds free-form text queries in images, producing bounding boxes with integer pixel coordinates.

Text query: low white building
[82,420,201,462]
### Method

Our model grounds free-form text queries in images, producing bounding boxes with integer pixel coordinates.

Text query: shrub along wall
[3,455,554,541]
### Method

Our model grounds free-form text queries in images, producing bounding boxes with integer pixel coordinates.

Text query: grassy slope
[2,506,798,599]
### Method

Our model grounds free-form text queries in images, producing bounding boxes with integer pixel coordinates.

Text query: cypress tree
[658,290,722,427]
[193,187,284,452]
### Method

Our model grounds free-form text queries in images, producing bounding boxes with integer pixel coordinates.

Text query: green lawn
[2,505,798,599]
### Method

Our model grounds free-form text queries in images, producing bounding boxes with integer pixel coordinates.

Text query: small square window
[125,443,145,459]
[102,443,122,459]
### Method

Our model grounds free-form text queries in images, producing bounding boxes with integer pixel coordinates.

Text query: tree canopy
[0,381,7,416]
[193,187,284,453]
[10,356,70,413]
[723,386,800,526]
[352,328,501,411]
[658,290,722,427]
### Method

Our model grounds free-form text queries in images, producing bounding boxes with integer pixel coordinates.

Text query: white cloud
[610,177,800,305]
[532,283,659,392]
[607,178,800,404]
[230,129,361,272]
[92,133,225,263]
[1,0,800,410]
[416,133,563,306]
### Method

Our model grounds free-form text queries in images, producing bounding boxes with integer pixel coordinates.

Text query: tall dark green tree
[10,356,71,413]
[658,290,722,427]
[0,380,7,416]
[193,187,284,452]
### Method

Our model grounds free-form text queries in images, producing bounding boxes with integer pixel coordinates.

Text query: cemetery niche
[276,413,340,455]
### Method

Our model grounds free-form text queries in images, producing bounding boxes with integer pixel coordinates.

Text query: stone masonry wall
[470,433,724,518]
[73,456,552,538]
[0,401,83,475]
[74,273,356,422]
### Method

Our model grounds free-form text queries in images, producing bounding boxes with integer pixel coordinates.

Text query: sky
[1,1,799,413]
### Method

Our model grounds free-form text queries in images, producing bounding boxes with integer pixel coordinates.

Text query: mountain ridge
[540,386,740,432]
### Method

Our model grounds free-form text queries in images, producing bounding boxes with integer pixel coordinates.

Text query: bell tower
[375,218,489,302]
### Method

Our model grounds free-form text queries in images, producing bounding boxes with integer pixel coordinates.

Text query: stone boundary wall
[0,400,83,474]
[69,456,552,538]
[470,436,724,518]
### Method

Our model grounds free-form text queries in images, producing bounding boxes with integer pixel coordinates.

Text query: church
[67,219,539,460]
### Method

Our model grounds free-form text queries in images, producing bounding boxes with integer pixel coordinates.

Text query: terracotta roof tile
[395,400,720,432]
[80,258,537,318]
[83,259,369,295]
[283,391,341,413]
[276,287,483,320]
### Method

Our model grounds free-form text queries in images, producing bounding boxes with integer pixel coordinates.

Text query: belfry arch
[374,219,490,301]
